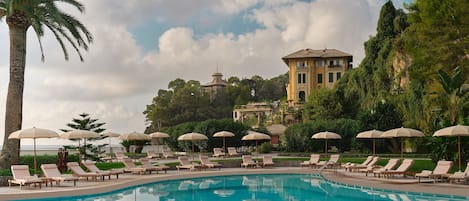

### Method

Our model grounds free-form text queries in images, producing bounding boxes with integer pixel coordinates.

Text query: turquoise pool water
[15,174,468,201]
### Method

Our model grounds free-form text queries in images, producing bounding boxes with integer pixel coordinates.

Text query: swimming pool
[15,174,469,201]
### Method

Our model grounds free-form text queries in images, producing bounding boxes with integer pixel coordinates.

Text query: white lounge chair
[199,155,222,169]
[300,154,320,168]
[212,148,226,157]
[261,155,274,168]
[140,158,168,173]
[176,156,202,171]
[372,158,400,177]
[415,160,453,183]
[9,165,44,190]
[41,164,79,186]
[448,162,469,184]
[241,155,257,168]
[83,160,123,179]
[67,162,108,180]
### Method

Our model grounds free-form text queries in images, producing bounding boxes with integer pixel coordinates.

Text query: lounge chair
[67,162,108,180]
[372,158,400,177]
[261,155,275,168]
[343,156,373,171]
[163,149,175,159]
[415,160,453,183]
[140,158,168,173]
[121,158,149,174]
[300,154,320,168]
[146,150,160,159]
[176,156,202,171]
[41,164,79,186]
[199,155,222,170]
[448,162,469,184]
[83,160,123,179]
[318,154,340,168]
[9,165,45,190]
[381,159,414,178]
[227,147,239,157]
[212,148,226,157]
[241,155,258,168]
[349,156,380,172]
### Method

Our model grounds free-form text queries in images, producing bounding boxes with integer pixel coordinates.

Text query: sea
[0,144,123,156]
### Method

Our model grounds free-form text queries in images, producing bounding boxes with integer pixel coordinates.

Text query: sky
[0,0,409,146]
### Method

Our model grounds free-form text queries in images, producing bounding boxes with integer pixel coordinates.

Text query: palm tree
[0,0,92,169]
[436,66,468,125]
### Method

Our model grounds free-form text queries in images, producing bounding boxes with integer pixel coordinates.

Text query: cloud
[0,0,387,146]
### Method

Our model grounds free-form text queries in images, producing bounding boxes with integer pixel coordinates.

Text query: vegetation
[61,113,107,161]
[143,74,288,132]
[0,0,92,169]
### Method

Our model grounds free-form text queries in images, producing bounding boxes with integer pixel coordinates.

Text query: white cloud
[0,0,387,146]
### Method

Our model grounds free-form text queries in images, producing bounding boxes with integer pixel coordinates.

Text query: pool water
[16,174,468,201]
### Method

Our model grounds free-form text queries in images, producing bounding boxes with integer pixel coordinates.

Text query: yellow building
[282,48,353,106]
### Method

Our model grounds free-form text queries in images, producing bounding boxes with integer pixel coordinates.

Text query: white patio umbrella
[433,125,469,171]
[119,132,151,153]
[61,130,100,161]
[9,127,59,174]
[241,131,271,155]
[101,132,120,158]
[311,131,342,155]
[381,127,425,159]
[356,130,384,156]
[178,132,208,159]
[213,131,235,153]
[149,132,170,145]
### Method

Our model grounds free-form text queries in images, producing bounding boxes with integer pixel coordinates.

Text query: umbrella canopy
[311,131,341,155]
[213,131,235,153]
[61,130,100,139]
[119,132,151,141]
[61,130,100,162]
[242,131,271,155]
[9,127,59,174]
[382,127,425,158]
[266,124,287,135]
[178,132,208,159]
[433,125,469,171]
[149,132,170,138]
[356,130,384,155]
[178,132,208,141]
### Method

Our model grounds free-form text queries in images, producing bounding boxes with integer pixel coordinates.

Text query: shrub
[259,142,273,153]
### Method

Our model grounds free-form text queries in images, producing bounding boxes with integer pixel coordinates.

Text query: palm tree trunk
[0,14,29,169]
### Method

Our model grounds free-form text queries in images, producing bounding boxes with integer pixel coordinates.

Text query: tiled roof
[282,48,352,64]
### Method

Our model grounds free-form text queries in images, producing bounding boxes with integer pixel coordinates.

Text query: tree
[61,113,106,161]
[0,0,93,168]
[303,88,343,121]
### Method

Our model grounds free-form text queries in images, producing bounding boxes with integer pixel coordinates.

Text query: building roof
[282,48,352,65]
[202,72,227,87]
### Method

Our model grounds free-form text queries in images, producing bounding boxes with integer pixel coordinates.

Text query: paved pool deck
[0,166,468,200]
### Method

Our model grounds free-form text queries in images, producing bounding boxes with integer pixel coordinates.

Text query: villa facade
[282,48,353,107]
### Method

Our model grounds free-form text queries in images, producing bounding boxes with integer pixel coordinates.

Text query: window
[336,72,341,80]
[299,91,306,102]
[297,73,306,84]
[317,74,323,84]
[315,60,323,67]
[329,73,334,83]
[328,59,342,67]
[296,61,307,68]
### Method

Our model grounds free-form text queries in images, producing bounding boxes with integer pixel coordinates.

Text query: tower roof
[203,72,227,87]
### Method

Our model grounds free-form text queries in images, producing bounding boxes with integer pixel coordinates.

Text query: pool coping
[1,167,468,200]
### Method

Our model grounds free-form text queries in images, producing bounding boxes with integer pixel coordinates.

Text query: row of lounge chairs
[241,155,274,168]
[176,155,222,171]
[212,147,240,157]
[300,154,341,169]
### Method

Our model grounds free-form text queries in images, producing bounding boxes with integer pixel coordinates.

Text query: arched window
[299,91,306,102]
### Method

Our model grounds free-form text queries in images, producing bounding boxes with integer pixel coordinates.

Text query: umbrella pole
[325,140,328,155]
[223,137,226,153]
[400,138,403,159]
[33,138,37,175]
[192,141,195,160]
[373,139,376,156]
[84,139,87,161]
[256,140,258,155]
[458,136,461,171]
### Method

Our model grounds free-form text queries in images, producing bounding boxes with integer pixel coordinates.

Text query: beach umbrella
[101,132,120,158]
[433,125,469,171]
[61,130,100,161]
[311,131,342,155]
[213,131,235,153]
[9,127,59,174]
[381,127,425,159]
[356,130,384,156]
[149,132,170,145]
[178,132,208,159]
[241,131,271,155]
[119,132,151,153]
